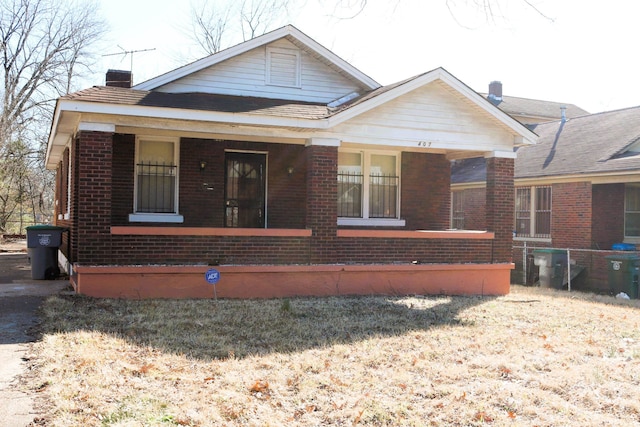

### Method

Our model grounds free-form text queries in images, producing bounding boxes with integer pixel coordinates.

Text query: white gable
[330,80,525,154]
[155,38,368,103]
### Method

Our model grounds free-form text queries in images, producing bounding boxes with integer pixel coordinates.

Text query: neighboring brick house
[46,25,535,298]
[452,105,640,292]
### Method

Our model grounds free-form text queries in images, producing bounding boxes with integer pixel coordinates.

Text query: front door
[225,152,266,228]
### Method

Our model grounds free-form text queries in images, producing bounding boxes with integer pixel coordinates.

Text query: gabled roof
[46,29,537,169]
[134,25,380,92]
[52,67,536,143]
[452,105,640,184]
[483,94,589,122]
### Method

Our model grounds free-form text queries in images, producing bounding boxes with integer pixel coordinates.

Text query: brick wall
[109,235,311,265]
[76,131,113,264]
[486,157,514,263]
[336,238,492,263]
[402,152,451,230]
[305,144,338,264]
[592,183,625,250]
[111,136,307,228]
[551,181,592,248]
[459,188,486,230]
[67,132,506,269]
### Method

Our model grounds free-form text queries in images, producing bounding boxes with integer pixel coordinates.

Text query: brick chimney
[105,69,132,88]
[488,81,502,103]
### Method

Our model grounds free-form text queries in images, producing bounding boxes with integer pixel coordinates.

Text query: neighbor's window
[515,186,551,238]
[451,191,465,229]
[134,137,179,215]
[338,151,400,223]
[625,184,640,237]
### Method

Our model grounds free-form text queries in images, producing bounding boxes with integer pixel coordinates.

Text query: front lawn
[26,286,640,426]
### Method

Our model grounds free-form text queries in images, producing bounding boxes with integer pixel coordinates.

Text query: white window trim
[266,47,301,88]
[624,183,640,240]
[132,136,182,222]
[129,213,184,223]
[64,147,71,220]
[338,149,402,226]
[338,218,406,227]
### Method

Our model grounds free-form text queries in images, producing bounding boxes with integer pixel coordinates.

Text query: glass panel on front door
[225,153,266,228]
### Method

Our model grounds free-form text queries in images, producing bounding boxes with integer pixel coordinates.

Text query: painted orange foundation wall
[71,263,513,299]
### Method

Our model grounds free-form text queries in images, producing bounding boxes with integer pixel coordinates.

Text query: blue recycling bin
[26,225,65,280]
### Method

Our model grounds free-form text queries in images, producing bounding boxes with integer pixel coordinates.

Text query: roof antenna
[102,46,156,82]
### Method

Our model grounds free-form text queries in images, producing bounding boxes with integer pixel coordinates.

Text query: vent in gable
[266,47,301,88]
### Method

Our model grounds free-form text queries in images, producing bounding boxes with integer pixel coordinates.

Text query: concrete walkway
[0,248,69,427]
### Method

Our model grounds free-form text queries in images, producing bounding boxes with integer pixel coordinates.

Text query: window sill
[514,237,551,243]
[129,213,184,223]
[338,218,406,227]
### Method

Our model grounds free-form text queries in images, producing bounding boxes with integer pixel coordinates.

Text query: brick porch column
[485,153,515,263]
[305,138,339,264]
[75,124,115,265]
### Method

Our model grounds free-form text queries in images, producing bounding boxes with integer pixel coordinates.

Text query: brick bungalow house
[452,105,640,292]
[46,25,536,299]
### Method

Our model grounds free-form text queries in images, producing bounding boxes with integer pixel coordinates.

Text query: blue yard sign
[205,268,220,284]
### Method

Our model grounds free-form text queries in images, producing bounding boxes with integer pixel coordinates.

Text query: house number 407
[418,141,431,147]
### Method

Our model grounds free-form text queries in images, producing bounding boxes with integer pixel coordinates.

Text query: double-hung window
[515,186,551,238]
[624,184,640,238]
[129,137,183,223]
[337,150,403,226]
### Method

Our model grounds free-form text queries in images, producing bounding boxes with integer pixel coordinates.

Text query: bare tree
[190,1,233,55]
[186,0,292,56]
[0,0,106,232]
[239,0,292,41]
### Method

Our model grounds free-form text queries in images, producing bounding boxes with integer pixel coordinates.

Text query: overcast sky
[94,0,639,114]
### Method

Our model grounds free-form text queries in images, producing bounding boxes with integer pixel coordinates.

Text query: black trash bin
[605,254,640,298]
[26,225,65,280]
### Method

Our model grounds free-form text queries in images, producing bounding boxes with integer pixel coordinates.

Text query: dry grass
[25,286,640,426]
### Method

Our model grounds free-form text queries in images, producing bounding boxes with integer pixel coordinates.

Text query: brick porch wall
[75,131,113,264]
[65,132,508,271]
[486,157,514,263]
[305,144,338,264]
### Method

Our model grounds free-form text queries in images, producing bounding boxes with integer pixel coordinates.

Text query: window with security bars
[337,170,363,217]
[515,186,551,238]
[337,152,399,220]
[135,139,178,214]
[625,184,640,237]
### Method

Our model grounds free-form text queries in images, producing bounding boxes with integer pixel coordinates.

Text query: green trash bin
[605,254,640,298]
[533,249,568,288]
[26,225,66,280]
